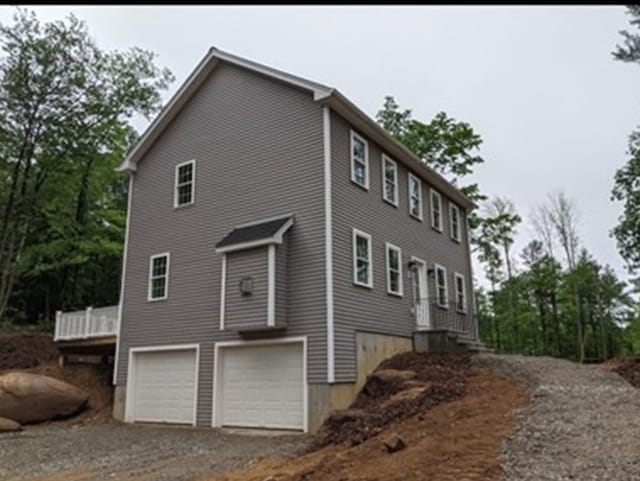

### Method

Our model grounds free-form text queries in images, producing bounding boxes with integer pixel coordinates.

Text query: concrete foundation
[355,332,413,391]
[413,330,467,353]
[112,385,126,422]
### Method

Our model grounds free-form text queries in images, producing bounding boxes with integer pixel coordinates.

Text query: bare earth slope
[476,354,640,481]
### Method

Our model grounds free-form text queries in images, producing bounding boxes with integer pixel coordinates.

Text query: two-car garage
[126,340,306,431]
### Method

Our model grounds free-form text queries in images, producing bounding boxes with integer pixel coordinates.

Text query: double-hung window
[408,173,422,220]
[454,273,467,313]
[450,203,461,242]
[434,264,448,308]
[148,253,170,301]
[385,243,403,296]
[431,189,443,231]
[350,131,369,189]
[382,155,398,206]
[353,229,373,288]
[175,160,195,207]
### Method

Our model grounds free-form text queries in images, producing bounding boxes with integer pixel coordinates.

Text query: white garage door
[218,342,304,430]
[130,348,197,424]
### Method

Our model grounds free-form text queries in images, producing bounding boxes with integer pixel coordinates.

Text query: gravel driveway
[475,354,640,481]
[0,424,309,481]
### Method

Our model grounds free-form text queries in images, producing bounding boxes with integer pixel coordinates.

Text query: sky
[1,5,638,283]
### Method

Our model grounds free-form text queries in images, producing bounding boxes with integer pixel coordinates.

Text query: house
[112,47,478,433]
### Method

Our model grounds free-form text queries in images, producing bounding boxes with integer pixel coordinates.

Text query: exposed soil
[208,369,528,481]
[604,357,640,388]
[0,331,59,370]
[316,352,472,447]
[0,331,114,425]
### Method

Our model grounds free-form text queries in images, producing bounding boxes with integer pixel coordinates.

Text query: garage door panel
[219,343,304,430]
[131,349,197,424]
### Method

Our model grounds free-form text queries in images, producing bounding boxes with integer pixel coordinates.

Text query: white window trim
[148,253,170,301]
[434,263,448,308]
[381,154,398,207]
[352,228,373,288]
[450,203,461,242]
[350,130,369,190]
[454,272,467,313]
[408,172,423,220]
[174,159,196,208]
[385,242,403,297]
[431,189,443,232]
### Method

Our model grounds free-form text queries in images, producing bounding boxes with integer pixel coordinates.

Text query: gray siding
[330,111,475,382]
[275,240,288,327]
[118,62,326,426]
[225,247,268,329]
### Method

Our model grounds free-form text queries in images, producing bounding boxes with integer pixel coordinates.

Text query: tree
[611,6,640,277]
[376,96,485,206]
[0,9,173,321]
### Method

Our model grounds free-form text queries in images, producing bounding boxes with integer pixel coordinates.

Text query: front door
[411,258,430,329]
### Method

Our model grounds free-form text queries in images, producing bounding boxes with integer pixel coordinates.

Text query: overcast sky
[2,6,638,282]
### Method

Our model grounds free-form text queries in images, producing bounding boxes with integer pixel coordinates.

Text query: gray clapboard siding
[225,247,269,329]
[330,111,475,383]
[118,62,326,426]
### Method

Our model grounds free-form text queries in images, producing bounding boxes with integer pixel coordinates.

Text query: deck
[54,305,118,355]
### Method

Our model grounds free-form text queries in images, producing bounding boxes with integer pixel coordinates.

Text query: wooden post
[54,310,62,340]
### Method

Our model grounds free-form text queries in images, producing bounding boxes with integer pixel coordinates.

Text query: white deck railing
[54,305,119,341]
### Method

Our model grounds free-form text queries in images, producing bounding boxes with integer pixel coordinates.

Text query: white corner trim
[350,130,369,190]
[147,252,170,301]
[323,106,335,384]
[220,254,227,330]
[113,174,134,385]
[267,244,276,327]
[408,172,423,221]
[174,159,196,209]
[125,343,200,427]
[352,228,373,289]
[212,336,308,432]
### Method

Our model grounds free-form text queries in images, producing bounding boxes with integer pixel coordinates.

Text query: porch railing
[54,305,119,341]
[416,299,476,336]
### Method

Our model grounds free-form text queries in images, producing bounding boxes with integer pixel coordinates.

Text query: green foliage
[0,8,173,322]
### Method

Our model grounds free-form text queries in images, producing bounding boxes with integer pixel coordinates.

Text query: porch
[54,305,118,359]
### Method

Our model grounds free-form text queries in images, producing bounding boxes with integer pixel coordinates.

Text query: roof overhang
[215,215,294,254]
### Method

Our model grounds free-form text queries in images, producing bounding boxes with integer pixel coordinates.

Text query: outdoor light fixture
[239,277,254,296]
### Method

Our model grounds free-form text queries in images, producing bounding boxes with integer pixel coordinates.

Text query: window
[434,264,448,308]
[148,253,170,301]
[382,155,398,206]
[431,189,442,231]
[385,243,403,296]
[454,273,467,313]
[353,229,373,288]
[450,203,461,242]
[175,160,195,207]
[408,173,422,220]
[350,131,369,189]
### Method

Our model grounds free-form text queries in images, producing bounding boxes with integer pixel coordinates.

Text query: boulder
[0,372,88,424]
[373,369,417,383]
[0,416,21,432]
[382,434,407,453]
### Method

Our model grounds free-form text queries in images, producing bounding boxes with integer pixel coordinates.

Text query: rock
[373,369,417,383]
[0,416,21,432]
[326,408,366,424]
[381,385,429,409]
[382,434,406,453]
[0,372,88,424]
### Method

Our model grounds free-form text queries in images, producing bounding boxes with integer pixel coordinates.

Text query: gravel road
[0,424,309,481]
[475,354,640,481]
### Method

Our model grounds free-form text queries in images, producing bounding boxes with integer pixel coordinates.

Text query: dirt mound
[209,369,529,481]
[0,332,59,370]
[315,352,472,447]
[610,358,640,388]
[22,362,114,425]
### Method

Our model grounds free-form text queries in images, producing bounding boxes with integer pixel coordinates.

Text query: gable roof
[119,47,475,210]
[215,215,294,253]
